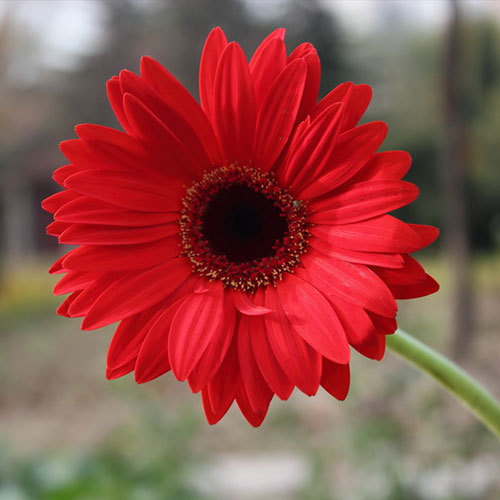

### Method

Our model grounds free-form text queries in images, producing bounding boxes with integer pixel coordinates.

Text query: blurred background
[0,0,499,499]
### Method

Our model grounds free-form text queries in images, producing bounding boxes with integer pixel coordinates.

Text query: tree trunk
[443,0,474,359]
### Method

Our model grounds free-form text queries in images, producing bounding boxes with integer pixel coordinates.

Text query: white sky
[1,0,499,73]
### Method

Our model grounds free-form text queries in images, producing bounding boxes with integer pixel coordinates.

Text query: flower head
[43,28,439,426]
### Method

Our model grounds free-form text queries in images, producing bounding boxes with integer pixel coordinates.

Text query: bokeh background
[1,0,499,499]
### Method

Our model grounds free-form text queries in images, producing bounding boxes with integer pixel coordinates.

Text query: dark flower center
[201,185,288,263]
[180,166,309,292]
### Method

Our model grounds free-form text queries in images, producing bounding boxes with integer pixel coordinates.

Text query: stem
[387,329,500,440]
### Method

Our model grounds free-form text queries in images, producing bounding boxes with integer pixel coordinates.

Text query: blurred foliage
[0,411,203,500]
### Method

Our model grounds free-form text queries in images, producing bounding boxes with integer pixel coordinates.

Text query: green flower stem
[387,329,500,440]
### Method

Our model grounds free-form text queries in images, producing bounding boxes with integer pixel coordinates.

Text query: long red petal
[134,301,182,383]
[309,236,405,269]
[64,169,183,212]
[238,314,274,413]
[106,309,159,379]
[212,42,256,164]
[253,59,307,171]
[236,384,269,427]
[188,294,236,393]
[123,93,205,182]
[82,258,192,330]
[321,360,350,400]
[355,150,412,182]
[141,55,223,164]
[279,103,344,191]
[63,237,181,272]
[308,180,419,225]
[250,35,287,111]
[249,314,294,400]
[106,76,131,133]
[298,121,388,199]
[277,273,350,364]
[199,27,228,120]
[311,215,427,254]
[298,250,397,318]
[168,282,226,381]
[55,196,178,227]
[264,286,322,395]
[59,222,177,246]
[288,43,321,120]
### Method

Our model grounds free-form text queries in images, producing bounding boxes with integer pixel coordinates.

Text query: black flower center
[201,185,288,263]
[180,166,309,292]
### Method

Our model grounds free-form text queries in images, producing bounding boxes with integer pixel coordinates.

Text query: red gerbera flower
[43,28,439,426]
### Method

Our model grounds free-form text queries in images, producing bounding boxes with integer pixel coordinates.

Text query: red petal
[199,27,228,121]
[321,360,350,400]
[279,103,344,191]
[236,384,269,427]
[82,258,192,330]
[330,297,376,346]
[188,294,236,393]
[141,56,223,164]
[63,236,181,272]
[50,251,76,274]
[64,169,183,212]
[67,273,121,318]
[356,150,412,182]
[55,196,178,227]
[264,286,322,395]
[42,190,78,214]
[277,273,350,364]
[253,59,307,171]
[341,84,372,131]
[408,224,440,249]
[354,332,386,360]
[206,335,240,417]
[75,124,143,163]
[249,314,294,400]
[46,221,71,236]
[250,35,287,111]
[53,271,102,295]
[299,250,397,318]
[233,292,272,316]
[298,121,388,199]
[369,311,397,335]
[168,282,226,381]
[56,292,81,317]
[106,76,131,133]
[309,236,405,269]
[311,215,426,253]
[74,125,170,178]
[376,255,439,299]
[212,42,256,164]
[288,43,321,120]
[59,222,177,246]
[312,82,353,119]
[59,139,99,169]
[201,339,239,425]
[123,93,205,182]
[309,180,419,225]
[389,275,439,299]
[106,309,158,379]
[238,314,274,414]
[134,301,182,383]
[119,70,210,169]
[52,164,79,186]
